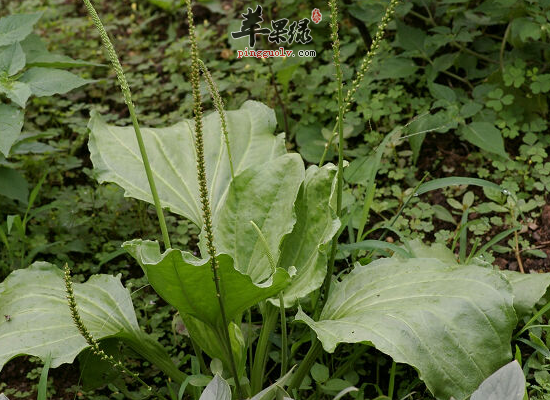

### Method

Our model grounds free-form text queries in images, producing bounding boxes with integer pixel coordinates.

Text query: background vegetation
[1,0,549,398]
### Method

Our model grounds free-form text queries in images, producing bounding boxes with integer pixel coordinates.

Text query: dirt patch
[1,357,83,400]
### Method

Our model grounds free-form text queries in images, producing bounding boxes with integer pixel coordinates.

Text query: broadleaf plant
[1,1,549,400]
[0,262,185,383]
[0,12,95,157]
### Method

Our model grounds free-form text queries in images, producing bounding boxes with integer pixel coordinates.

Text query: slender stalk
[342,0,399,113]
[278,292,288,377]
[388,361,396,399]
[319,0,345,313]
[251,305,279,394]
[64,264,169,400]
[288,340,323,391]
[185,1,242,397]
[249,221,289,384]
[318,0,399,166]
[81,0,170,250]
[198,59,235,179]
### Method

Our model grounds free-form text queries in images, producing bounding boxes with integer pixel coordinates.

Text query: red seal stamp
[312,8,322,24]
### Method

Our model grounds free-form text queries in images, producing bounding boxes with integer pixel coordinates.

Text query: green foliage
[88,101,285,227]
[1,0,550,399]
[0,262,183,383]
[468,361,525,400]
[0,13,94,157]
[296,255,517,400]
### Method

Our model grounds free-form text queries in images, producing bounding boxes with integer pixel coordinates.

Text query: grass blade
[37,353,52,400]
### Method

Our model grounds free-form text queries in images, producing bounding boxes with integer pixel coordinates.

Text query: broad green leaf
[375,57,418,80]
[0,262,180,380]
[0,166,27,202]
[19,67,93,97]
[123,239,291,329]
[184,314,246,378]
[470,361,525,400]
[503,270,550,318]
[20,34,102,68]
[275,164,340,306]
[89,101,286,227]
[77,339,120,390]
[428,82,456,102]
[210,154,304,283]
[0,104,24,157]
[26,53,103,68]
[0,42,25,76]
[199,375,231,400]
[0,13,42,47]
[0,80,32,108]
[295,257,517,400]
[396,21,428,55]
[460,122,508,158]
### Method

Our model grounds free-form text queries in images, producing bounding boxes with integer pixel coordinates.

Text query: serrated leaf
[428,82,456,102]
[295,257,517,400]
[0,42,25,76]
[19,34,102,68]
[0,104,24,157]
[209,154,304,283]
[470,361,525,400]
[0,13,42,46]
[123,239,290,330]
[19,67,93,97]
[396,21,428,55]
[0,80,32,108]
[460,122,508,158]
[88,101,286,227]
[0,166,27,202]
[0,262,178,378]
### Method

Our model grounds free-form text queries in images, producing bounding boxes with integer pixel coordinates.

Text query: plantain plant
[1,1,550,400]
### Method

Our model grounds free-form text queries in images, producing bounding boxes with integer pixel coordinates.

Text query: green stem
[81,0,171,250]
[185,1,242,397]
[251,304,279,394]
[198,59,235,179]
[287,340,323,392]
[278,292,288,378]
[331,347,367,380]
[388,360,396,399]
[249,220,288,379]
[319,0,345,312]
[190,337,208,374]
[125,336,187,384]
[318,0,398,166]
